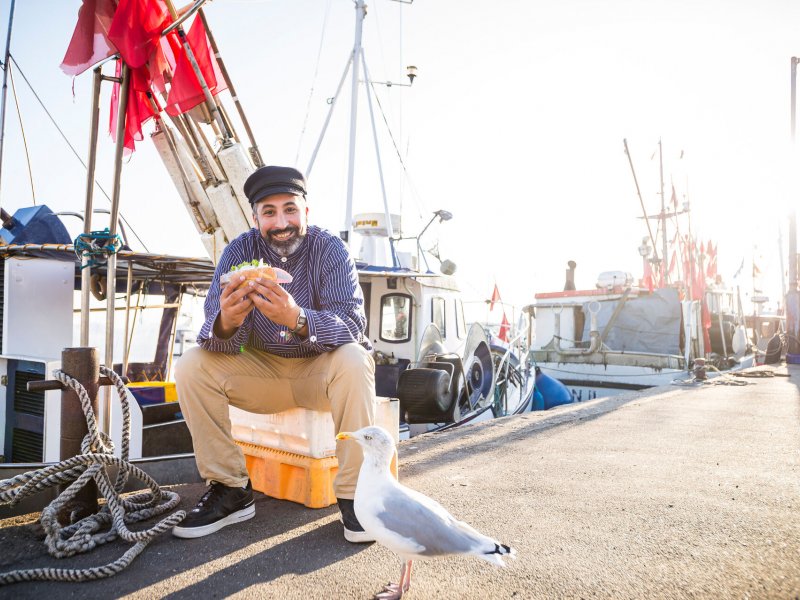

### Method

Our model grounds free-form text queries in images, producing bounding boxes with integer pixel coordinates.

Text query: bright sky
[1,0,798,319]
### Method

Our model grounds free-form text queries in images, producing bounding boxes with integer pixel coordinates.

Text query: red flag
[499,311,510,343]
[692,245,706,301]
[642,259,654,293]
[165,16,227,116]
[108,0,171,69]
[668,251,678,280]
[706,242,717,279]
[60,0,118,76]
[109,59,158,153]
[701,299,712,353]
[489,284,501,311]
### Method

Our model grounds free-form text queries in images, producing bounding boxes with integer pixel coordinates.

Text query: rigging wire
[8,55,149,252]
[7,58,34,204]
[367,77,426,220]
[295,0,333,167]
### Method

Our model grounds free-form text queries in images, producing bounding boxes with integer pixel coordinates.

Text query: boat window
[380,294,412,343]
[432,297,446,338]
[455,299,467,339]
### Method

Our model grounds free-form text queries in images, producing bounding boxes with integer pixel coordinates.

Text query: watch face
[294,308,307,331]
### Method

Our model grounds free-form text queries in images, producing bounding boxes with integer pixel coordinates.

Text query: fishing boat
[0,0,533,506]
[529,140,756,404]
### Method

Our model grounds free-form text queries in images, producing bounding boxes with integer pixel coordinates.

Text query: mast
[623,138,660,265]
[789,58,799,357]
[0,0,16,205]
[658,138,669,284]
[344,0,367,245]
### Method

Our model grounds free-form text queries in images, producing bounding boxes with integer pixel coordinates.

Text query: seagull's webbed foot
[375,583,403,599]
[374,560,413,599]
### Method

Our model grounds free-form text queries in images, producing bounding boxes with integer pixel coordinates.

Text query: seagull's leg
[402,560,413,592]
[375,562,408,600]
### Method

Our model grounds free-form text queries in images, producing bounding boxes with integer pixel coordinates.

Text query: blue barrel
[534,367,572,410]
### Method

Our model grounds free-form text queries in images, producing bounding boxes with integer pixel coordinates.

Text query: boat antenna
[623,138,660,267]
[0,0,16,207]
[788,57,799,357]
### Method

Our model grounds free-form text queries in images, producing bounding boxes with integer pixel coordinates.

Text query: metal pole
[166,289,183,381]
[81,67,103,346]
[361,52,398,267]
[788,58,800,357]
[164,0,232,144]
[306,54,353,177]
[344,0,366,245]
[122,260,133,378]
[658,138,669,284]
[623,138,660,264]
[198,8,262,166]
[789,56,800,142]
[102,63,131,435]
[0,0,16,204]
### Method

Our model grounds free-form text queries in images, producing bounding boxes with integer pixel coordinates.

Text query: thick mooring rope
[0,366,186,584]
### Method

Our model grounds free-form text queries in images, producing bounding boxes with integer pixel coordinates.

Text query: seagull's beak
[336,432,354,441]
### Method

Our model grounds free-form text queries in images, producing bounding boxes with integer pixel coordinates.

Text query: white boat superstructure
[529,271,755,402]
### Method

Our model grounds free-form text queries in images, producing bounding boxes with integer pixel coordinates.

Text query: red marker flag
[108,0,171,69]
[499,311,510,343]
[60,0,118,76]
[165,16,227,116]
[489,284,501,311]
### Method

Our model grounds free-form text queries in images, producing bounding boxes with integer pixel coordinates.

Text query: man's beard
[266,226,306,256]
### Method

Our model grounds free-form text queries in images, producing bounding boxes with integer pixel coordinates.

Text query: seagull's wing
[372,482,502,559]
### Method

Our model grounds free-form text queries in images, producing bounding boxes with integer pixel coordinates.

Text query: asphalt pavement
[1,365,798,599]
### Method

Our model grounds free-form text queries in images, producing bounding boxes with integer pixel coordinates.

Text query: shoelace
[196,482,226,509]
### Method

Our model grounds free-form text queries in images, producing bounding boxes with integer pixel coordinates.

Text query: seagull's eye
[364,435,372,441]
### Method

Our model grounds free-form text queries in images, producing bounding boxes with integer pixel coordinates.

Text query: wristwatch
[291,307,307,334]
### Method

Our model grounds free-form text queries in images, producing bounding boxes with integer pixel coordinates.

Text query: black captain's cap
[243,166,307,205]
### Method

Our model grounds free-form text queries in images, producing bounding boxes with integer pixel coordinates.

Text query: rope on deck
[671,364,751,387]
[0,367,185,584]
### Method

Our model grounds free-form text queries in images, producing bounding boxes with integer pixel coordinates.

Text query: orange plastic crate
[236,440,398,509]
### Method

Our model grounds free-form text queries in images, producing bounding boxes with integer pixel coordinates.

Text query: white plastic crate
[229,396,399,458]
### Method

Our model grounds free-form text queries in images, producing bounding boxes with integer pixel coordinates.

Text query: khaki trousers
[174,343,375,499]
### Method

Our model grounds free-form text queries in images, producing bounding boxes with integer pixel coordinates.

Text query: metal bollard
[693,357,707,381]
[28,347,101,523]
[60,347,100,522]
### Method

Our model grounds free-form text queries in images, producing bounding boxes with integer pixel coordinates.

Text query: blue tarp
[581,288,682,354]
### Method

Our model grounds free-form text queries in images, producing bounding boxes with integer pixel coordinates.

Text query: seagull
[336,426,515,599]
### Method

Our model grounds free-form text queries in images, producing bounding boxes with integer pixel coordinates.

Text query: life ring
[90,273,107,301]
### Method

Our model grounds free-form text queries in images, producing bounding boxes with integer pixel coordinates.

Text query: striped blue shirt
[198,225,371,357]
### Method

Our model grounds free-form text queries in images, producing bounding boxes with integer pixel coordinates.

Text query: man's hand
[248,279,302,331]
[214,275,255,338]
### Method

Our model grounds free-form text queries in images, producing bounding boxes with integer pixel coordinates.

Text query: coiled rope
[0,366,186,584]
[74,229,123,269]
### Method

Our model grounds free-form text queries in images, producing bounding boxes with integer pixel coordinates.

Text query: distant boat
[527,140,756,404]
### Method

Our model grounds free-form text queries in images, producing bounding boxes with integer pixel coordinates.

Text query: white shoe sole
[172,503,255,539]
[343,525,376,543]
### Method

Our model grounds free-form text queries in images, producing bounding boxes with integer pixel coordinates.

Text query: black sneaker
[338,498,375,543]
[172,480,255,539]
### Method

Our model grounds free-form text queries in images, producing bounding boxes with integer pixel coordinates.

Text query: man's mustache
[268,226,299,238]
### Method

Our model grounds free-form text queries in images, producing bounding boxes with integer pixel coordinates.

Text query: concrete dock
[1,365,798,599]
